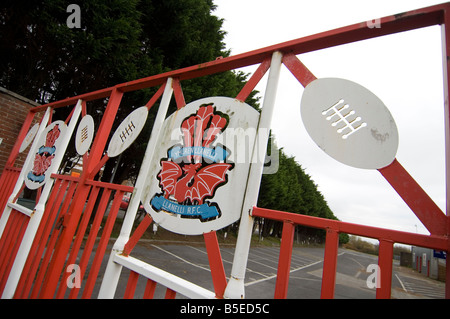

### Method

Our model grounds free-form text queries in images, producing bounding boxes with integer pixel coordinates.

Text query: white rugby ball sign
[107,106,148,158]
[300,78,398,169]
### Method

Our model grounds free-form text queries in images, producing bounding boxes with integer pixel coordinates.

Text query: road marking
[244,260,323,287]
[151,244,211,272]
[395,274,407,292]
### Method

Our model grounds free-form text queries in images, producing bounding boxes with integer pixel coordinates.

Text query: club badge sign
[24,121,68,190]
[142,97,259,235]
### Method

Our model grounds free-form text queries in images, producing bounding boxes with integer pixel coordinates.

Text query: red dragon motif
[27,123,61,184]
[158,161,231,205]
[152,105,232,216]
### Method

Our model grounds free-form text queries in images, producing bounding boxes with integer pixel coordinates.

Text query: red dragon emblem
[151,105,233,220]
[27,124,61,184]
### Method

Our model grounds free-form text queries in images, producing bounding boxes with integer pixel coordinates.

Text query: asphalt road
[100,241,445,299]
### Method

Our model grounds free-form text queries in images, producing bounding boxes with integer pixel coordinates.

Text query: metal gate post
[274,220,295,299]
[376,239,394,299]
[320,228,339,299]
[203,231,227,298]
[224,51,282,299]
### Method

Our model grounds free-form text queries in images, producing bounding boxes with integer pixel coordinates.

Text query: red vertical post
[165,288,176,299]
[321,228,339,299]
[203,231,227,298]
[123,271,139,299]
[376,239,393,299]
[123,215,153,256]
[274,220,295,299]
[143,279,157,299]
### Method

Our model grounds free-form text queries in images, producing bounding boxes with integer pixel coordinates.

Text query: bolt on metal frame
[0,2,448,299]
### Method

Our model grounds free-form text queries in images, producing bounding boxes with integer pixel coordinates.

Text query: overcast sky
[213,0,447,239]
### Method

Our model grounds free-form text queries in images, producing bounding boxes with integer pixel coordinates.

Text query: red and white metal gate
[0,2,449,299]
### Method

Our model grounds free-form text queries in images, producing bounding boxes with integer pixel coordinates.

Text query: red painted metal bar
[378,159,447,236]
[282,53,317,87]
[15,178,68,298]
[82,189,125,299]
[252,207,448,250]
[253,206,449,298]
[89,154,109,179]
[0,211,28,294]
[320,228,339,299]
[165,288,177,299]
[0,210,28,293]
[274,220,295,299]
[0,212,20,289]
[85,89,124,173]
[0,210,22,272]
[145,84,166,110]
[123,215,153,257]
[376,240,394,299]
[5,111,36,168]
[236,57,271,102]
[0,167,20,217]
[203,231,227,299]
[124,271,139,299]
[65,187,112,299]
[173,78,186,109]
[31,195,70,299]
[58,185,100,299]
[143,279,157,299]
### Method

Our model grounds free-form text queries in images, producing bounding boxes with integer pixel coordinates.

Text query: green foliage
[344,236,379,255]
[257,143,344,244]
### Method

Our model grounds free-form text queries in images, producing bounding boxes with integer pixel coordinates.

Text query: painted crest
[142,97,260,235]
[150,104,233,220]
[25,120,67,189]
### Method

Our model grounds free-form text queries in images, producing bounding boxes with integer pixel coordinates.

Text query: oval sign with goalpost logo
[142,97,260,235]
[107,106,149,158]
[301,78,399,169]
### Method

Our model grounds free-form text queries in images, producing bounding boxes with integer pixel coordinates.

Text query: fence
[0,2,449,299]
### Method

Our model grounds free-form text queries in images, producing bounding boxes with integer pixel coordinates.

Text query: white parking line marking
[395,274,407,292]
[245,260,323,287]
[151,244,211,272]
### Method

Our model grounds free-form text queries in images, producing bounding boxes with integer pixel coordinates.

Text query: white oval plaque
[107,106,148,158]
[19,123,39,153]
[142,97,260,235]
[301,78,398,169]
[75,115,94,155]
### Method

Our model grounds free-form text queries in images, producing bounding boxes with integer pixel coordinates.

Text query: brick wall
[0,87,41,173]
